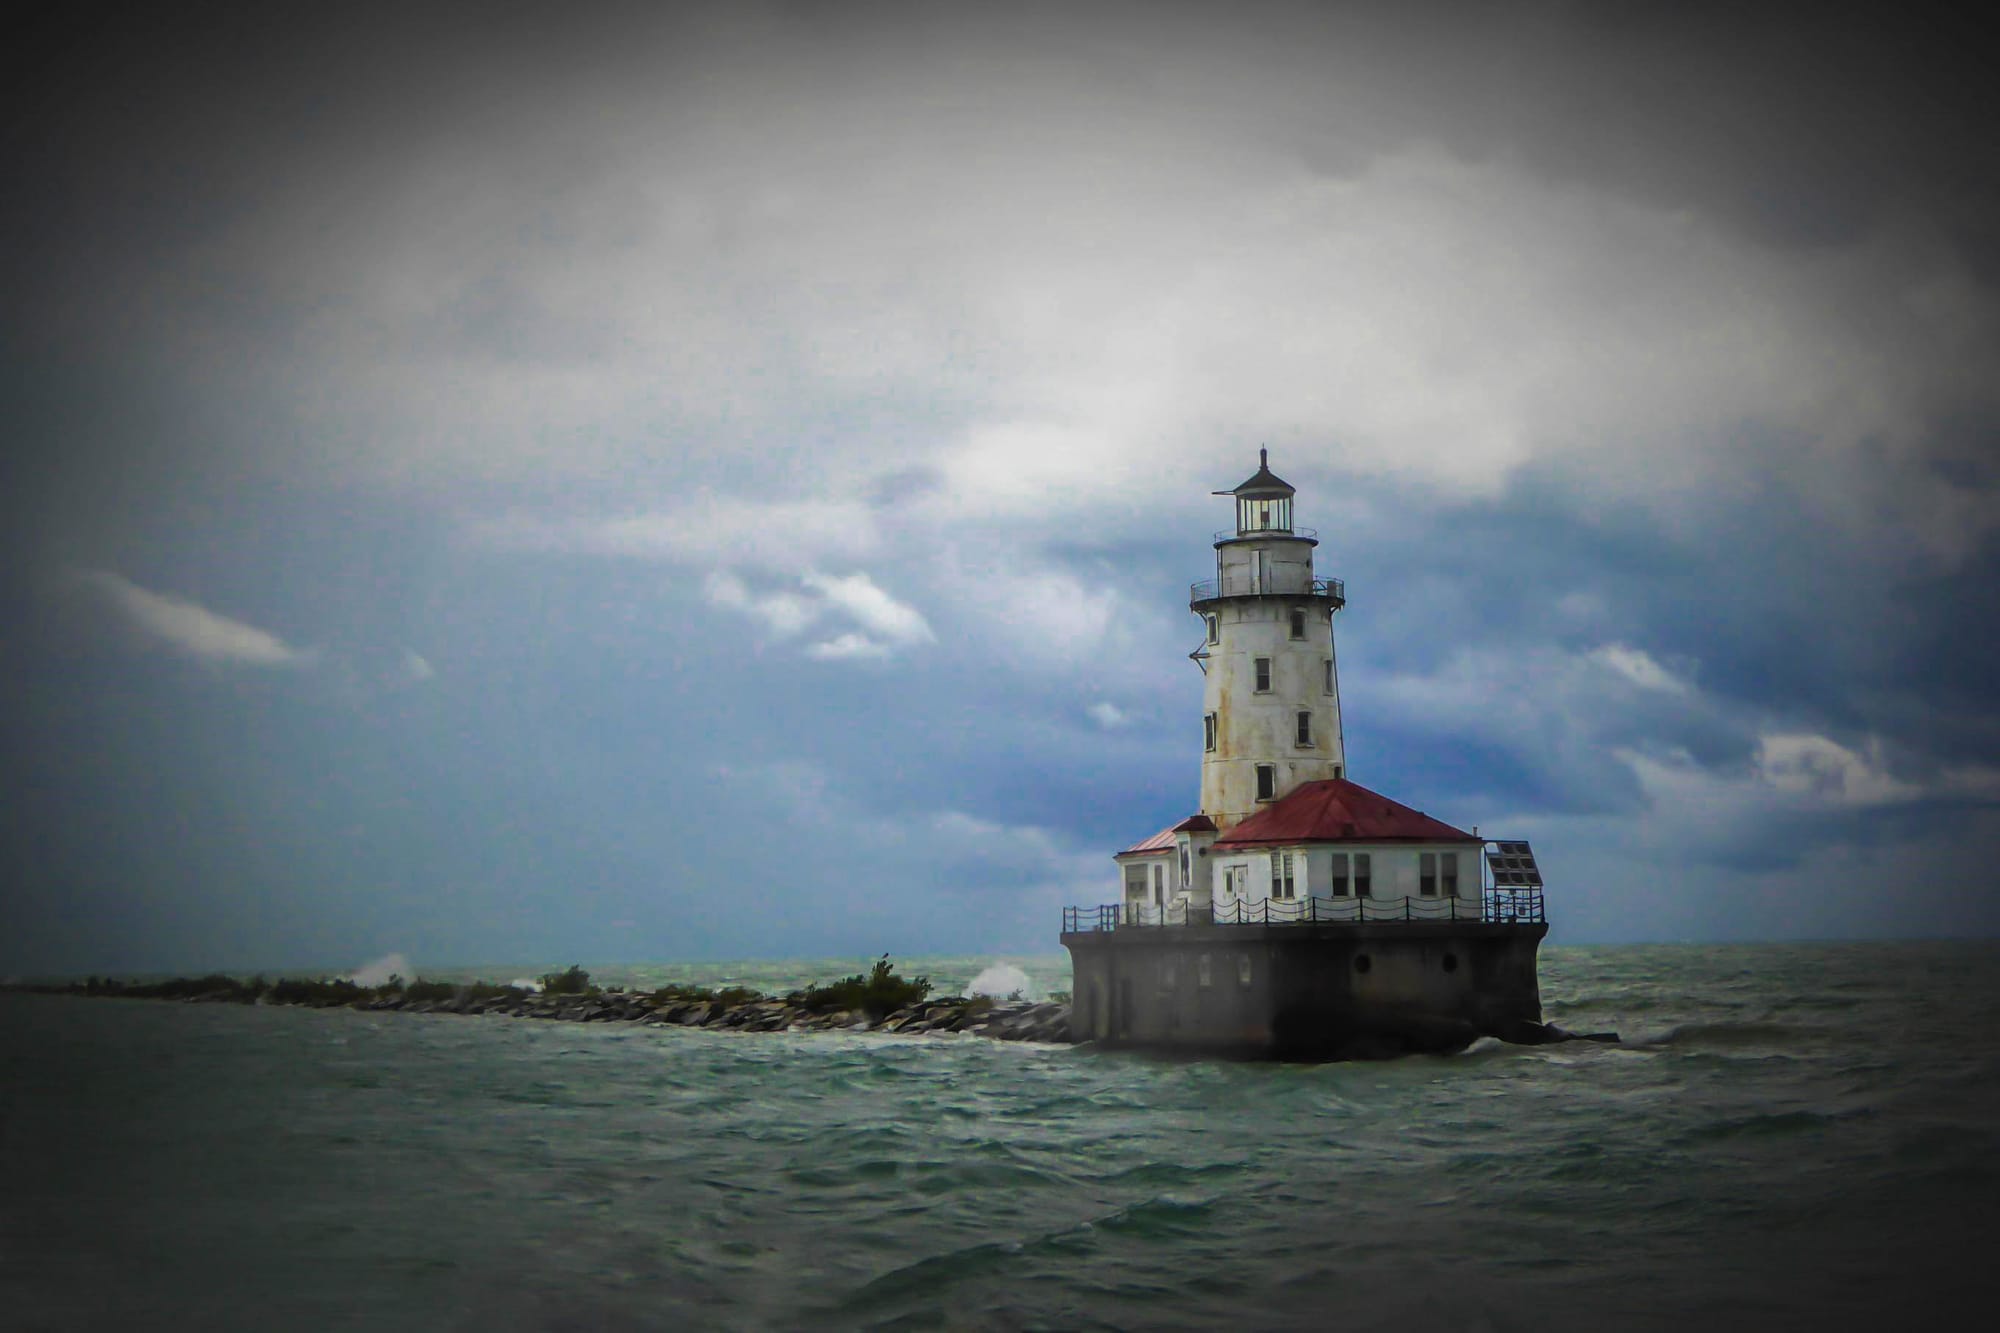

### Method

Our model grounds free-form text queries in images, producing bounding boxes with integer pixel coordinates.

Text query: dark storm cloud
[3,1,1998,969]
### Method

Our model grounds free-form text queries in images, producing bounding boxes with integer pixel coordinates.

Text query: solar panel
[1484,840,1544,888]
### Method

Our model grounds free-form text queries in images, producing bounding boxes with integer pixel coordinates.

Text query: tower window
[1442,852,1460,898]
[1420,852,1438,897]
[1355,852,1372,898]
[1254,657,1271,692]
[1204,712,1217,752]
[1255,764,1276,801]
[1289,609,1306,639]
[1295,711,1312,746]
[1329,853,1349,897]
[1205,614,1219,645]
[1324,659,1334,694]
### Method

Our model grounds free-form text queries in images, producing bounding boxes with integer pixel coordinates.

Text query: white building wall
[1116,852,1174,908]
[1211,843,1482,913]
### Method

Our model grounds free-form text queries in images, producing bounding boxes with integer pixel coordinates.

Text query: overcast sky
[4,0,1997,974]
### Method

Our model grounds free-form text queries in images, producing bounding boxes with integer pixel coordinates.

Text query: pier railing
[1062,888,1544,933]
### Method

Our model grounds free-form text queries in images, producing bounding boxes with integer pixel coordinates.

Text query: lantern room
[1218,448,1295,535]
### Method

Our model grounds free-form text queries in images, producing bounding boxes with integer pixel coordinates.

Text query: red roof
[1213,779,1479,847]
[1117,813,1216,858]
[1115,825,1179,857]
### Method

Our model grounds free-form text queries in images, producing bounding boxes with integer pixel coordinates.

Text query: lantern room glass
[1237,495,1292,535]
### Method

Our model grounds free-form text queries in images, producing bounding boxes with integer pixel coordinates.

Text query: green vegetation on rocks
[539,964,594,995]
[791,956,932,1020]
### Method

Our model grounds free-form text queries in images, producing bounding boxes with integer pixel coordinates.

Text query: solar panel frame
[1485,840,1544,888]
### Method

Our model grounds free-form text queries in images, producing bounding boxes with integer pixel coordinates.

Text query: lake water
[4,943,1996,1330]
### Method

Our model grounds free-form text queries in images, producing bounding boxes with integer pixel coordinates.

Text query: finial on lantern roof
[1222,449,1293,498]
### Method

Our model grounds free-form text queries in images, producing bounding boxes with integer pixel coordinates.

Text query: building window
[1124,865,1147,899]
[1180,845,1191,887]
[1204,712,1217,752]
[1197,954,1213,988]
[1256,764,1276,801]
[1333,764,1343,780]
[1295,711,1312,746]
[1329,852,1349,896]
[1224,864,1246,900]
[1237,954,1254,986]
[1324,659,1334,694]
[1273,851,1297,899]
[1442,852,1460,897]
[1206,613,1219,645]
[1289,608,1306,639]
[1355,852,1372,898]
[1152,863,1165,906]
[1420,852,1438,896]
[1254,657,1271,692]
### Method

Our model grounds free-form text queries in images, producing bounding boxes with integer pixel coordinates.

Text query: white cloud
[75,569,313,668]
[703,570,821,637]
[399,649,435,683]
[805,632,892,661]
[704,568,931,662]
[1087,701,1130,729]
[1590,643,1693,695]
[799,571,934,647]
[1753,733,1922,807]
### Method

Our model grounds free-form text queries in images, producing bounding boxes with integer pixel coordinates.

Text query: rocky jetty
[7,973,1074,1045]
[374,986,1074,1042]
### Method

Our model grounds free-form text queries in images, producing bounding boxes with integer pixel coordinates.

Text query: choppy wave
[4,941,1998,1330]
[1631,1020,1822,1049]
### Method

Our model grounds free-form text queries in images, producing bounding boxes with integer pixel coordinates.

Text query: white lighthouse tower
[1190,450,1347,830]
[1073,450,1554,1057]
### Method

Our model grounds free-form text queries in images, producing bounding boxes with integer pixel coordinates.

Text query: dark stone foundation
[1062,921,1549,1060]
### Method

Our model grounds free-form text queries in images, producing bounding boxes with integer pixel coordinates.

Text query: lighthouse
[1192,449,1348,828]
[1062,451,1554,1059]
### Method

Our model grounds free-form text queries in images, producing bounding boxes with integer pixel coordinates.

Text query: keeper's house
[1063,453,1550,1059]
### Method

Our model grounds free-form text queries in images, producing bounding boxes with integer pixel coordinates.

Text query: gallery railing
[1061,888,1544,933]
[1188,576,1344,605]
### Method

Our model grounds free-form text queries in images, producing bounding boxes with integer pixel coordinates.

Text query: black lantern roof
[1216,448,1294,498]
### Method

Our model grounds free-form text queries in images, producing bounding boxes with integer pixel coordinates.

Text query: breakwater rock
[10,975,1075,1045]
[390,988,1074,1043]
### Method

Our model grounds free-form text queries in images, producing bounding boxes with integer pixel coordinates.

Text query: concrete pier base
[1062,921,1548,1060]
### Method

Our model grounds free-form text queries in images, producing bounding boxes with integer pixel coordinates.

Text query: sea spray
[345,952,412,987]
[968,962,1034,1000]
